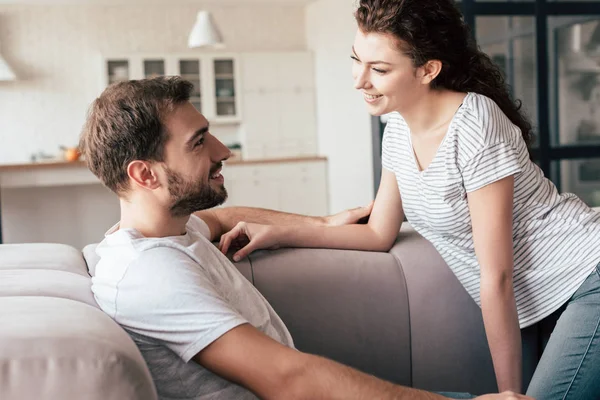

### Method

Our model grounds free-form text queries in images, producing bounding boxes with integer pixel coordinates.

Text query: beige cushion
[0,297,157,400]
[0,243,95,308]
[0,243,89,277]
[0,243,158,400]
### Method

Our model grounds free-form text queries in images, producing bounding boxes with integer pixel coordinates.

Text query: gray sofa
[0,224,548,399]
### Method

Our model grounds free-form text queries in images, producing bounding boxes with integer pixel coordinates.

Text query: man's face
[161,102,231,217]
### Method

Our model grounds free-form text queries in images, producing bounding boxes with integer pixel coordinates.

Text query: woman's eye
[350,56,360,63]
[373,68,387,74]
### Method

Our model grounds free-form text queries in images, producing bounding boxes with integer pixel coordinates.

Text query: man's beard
[166,166,228,218]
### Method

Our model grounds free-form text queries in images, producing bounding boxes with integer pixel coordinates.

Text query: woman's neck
[400,90,467,137]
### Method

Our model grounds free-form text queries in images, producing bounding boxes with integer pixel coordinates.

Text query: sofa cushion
[0,243,89,277]
[0,243,95,309]
[0,269,97,308]
[0,297,157,400]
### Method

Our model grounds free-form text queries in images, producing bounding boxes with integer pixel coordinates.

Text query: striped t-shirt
[382,92,600,328]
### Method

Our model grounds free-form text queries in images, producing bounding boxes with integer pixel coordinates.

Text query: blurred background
[0,0,599,248]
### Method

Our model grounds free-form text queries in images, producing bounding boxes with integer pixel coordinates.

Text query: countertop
[0,156,327,173]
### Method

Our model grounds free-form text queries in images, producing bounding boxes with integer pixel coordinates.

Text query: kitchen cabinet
[102,54,242,124]
[222,158,328,216]
[240,52,318,159]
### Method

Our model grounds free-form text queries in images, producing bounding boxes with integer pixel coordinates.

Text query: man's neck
[119,199,189,238]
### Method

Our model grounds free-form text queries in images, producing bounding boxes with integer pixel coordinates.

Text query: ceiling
[0,0,316,4]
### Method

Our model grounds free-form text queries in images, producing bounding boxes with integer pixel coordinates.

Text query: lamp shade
[188,11,224,49]
[0,54,15,81]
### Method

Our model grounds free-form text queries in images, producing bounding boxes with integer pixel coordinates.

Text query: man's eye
[195,137,204,147]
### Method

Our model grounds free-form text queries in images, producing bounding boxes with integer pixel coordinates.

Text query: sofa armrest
[0,297,157,400]
[390,224,497,394]
[247,247,411,386]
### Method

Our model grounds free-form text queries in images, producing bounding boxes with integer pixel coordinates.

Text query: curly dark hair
[80,76,194,194]
[355,0,534,148]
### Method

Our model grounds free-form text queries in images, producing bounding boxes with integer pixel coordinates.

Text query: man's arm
[195,203,373,242]
[196,323,532,400]
[195,323,443,400]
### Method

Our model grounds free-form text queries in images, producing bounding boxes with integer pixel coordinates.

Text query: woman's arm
[467,175,522,393]
[220,168,404,259]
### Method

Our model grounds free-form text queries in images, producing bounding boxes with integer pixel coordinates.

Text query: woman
[219,0,600,398]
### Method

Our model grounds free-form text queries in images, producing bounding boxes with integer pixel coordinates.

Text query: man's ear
[419,59,443,85]
[127,160,162,190]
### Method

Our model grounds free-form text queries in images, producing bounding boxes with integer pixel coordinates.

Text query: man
[81,76,531,400]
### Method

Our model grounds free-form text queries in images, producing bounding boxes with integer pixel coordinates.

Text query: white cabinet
[222,159,328,216]
[102,54,242,124]
[240,52,318,159]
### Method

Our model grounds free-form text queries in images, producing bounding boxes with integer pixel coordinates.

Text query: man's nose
[208,133,231,162]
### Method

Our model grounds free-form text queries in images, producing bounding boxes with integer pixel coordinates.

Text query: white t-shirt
[382,92,600,328]
[91,215,294,400]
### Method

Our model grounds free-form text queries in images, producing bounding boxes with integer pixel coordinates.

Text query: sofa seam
[247,255,255,285]
[389,251,413,388]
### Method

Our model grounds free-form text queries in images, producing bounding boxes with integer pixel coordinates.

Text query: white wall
[0,3,307,164]
[306,0,374,213]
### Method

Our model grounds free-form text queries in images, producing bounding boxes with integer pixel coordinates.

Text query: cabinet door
[223,165,280,210]
[277,52,315,91]
[277,161,328,216]
[211,57,242,123]
[143,59,166,79]
[105,59,130,86]
[177,58,203,113]
[241,53,279,93]
[278,89,318,157]
[242,92,280,159]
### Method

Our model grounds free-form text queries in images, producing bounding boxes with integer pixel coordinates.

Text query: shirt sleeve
[381,113,400,172]
[114,247,247,362]
[459,96,523,193]
[461,141,522,193]
[188,214,212,240]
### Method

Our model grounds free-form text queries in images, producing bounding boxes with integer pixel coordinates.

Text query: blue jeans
[525,262,600,400]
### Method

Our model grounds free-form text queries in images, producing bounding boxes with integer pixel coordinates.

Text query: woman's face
[352,29,423,116]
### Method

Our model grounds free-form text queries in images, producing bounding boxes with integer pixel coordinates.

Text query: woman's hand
[219,222,284,262]
[324,201,374,226]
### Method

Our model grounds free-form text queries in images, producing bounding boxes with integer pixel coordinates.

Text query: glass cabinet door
[179,59,202,113]
[144,59,165,78]
[107,60,130,85]
[213,59,237,117]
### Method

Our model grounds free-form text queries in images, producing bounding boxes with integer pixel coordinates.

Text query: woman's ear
[127,160,162,190]
[419,60,443,85]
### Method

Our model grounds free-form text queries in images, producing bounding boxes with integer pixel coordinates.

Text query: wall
[306,0,374,213]
[0,3,306,164]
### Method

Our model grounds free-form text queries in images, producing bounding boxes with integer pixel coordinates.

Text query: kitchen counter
[0,156,329,244]
[0,156,327,173]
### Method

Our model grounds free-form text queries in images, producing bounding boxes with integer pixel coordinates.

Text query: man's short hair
[80,76,194,194]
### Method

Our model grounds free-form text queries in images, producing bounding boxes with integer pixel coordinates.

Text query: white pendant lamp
[188,11,224,49]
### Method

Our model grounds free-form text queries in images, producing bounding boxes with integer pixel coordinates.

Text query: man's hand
[219,222,283,261]
[474,391,534,400]
[325,201,374,226]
